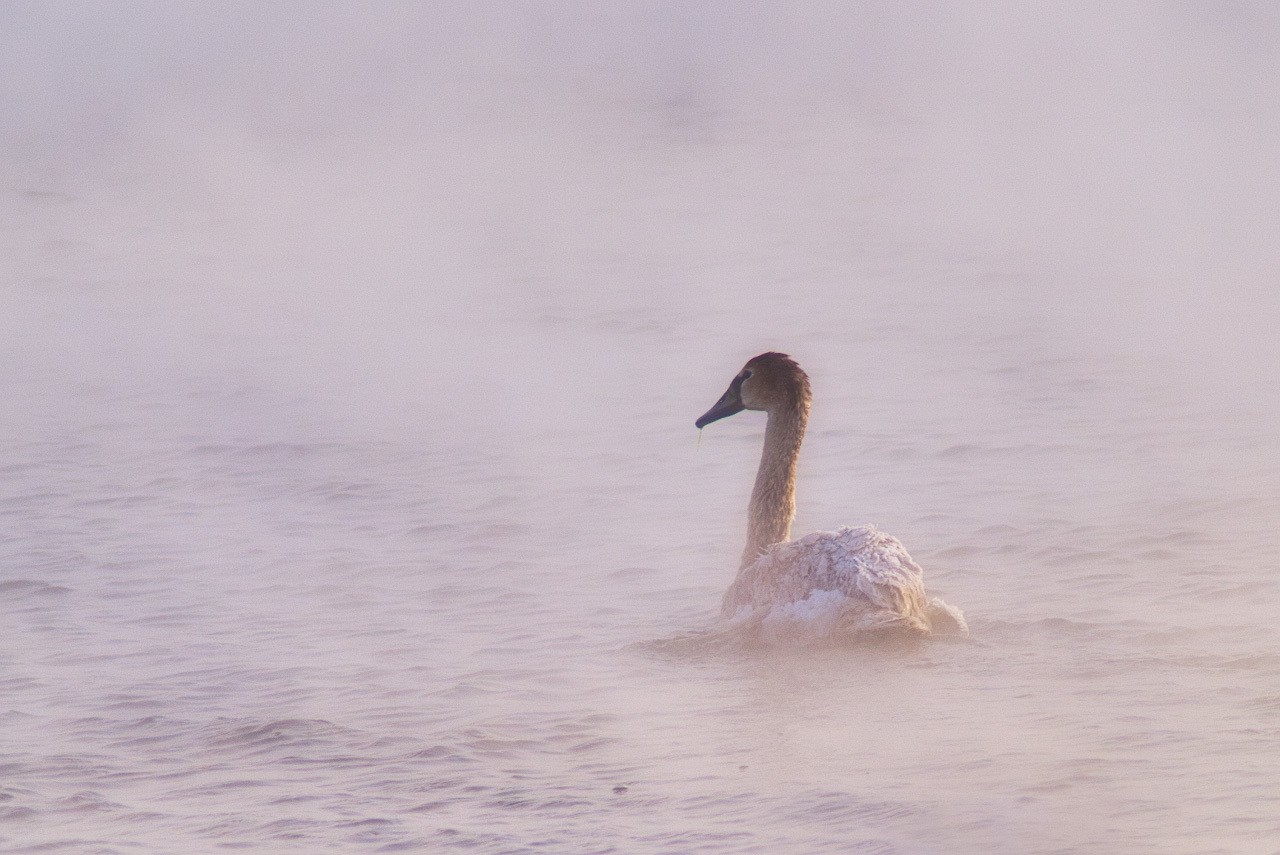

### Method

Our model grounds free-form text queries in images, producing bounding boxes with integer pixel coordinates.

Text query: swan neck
[741,398,808,568]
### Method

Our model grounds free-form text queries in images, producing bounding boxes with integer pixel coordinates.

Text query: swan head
[696,352,811,428]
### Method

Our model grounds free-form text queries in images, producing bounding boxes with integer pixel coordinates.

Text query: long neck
[740,397,809,568]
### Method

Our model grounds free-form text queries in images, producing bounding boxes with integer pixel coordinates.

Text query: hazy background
[3,3,1280,853]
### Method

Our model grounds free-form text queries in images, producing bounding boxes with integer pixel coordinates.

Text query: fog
[4,4,1280,853]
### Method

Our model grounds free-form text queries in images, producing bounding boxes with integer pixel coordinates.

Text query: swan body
[697,352,965,638]
[723,525,967,636]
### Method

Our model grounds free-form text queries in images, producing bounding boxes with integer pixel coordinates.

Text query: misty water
[4,5,1280,853]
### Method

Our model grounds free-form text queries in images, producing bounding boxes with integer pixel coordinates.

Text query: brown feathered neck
[740,353,811,568]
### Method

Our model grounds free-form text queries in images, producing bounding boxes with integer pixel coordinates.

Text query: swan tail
[924,596,968,636]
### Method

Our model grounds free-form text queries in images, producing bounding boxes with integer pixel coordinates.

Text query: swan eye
[741,370,753,381]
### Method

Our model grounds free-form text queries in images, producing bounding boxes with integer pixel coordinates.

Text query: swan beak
[696,384,745,428]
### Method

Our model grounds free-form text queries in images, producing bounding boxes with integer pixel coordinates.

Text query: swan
[696,352,966,637]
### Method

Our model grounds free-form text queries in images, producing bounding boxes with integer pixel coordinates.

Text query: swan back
[722,525,968,638]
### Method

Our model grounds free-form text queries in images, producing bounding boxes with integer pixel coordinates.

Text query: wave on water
[637,603,971,659]
[0,580,71,598]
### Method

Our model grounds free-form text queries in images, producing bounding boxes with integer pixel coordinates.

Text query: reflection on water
[4,4,1280,853]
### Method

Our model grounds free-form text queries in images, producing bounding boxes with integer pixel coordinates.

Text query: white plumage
[722,525,967,637]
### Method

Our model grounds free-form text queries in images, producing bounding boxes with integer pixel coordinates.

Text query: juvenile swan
[697,352,966,636]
